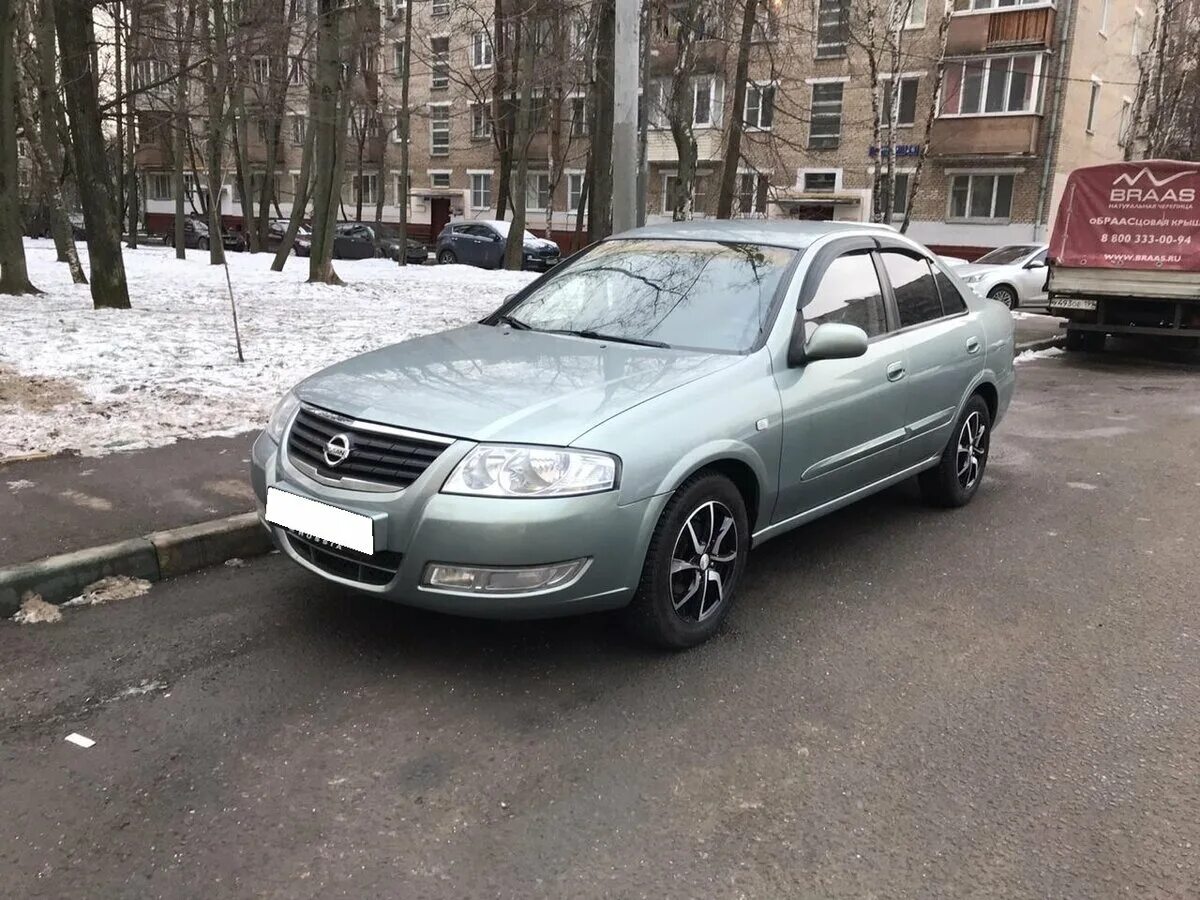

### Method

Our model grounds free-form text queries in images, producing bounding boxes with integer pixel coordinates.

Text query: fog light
[422,559,590,594]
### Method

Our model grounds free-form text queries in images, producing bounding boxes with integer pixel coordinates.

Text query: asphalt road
[2,349,1199,899]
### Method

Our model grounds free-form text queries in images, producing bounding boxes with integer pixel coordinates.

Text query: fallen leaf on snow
[11,592,63,624]
[63,575,152,607]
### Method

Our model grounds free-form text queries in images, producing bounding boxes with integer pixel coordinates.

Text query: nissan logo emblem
[323,433,352,467]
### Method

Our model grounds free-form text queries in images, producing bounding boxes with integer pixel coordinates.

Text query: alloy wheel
[956,411,988,490]
[991,287,1016,309]
[669,500,739,623]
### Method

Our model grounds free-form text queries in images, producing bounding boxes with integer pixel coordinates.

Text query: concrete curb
[0,511,271,618]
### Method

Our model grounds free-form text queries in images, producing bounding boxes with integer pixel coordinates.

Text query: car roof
[610,219,899,250]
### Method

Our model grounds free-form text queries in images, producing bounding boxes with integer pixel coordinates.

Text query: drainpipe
[1033,0,1074,242]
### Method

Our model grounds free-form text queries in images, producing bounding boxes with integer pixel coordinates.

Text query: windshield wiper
[494,313,531,330]
[550,329,670,349]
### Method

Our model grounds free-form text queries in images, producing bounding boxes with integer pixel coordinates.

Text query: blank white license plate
[1051,298,1097,310]
[266,488,375,555]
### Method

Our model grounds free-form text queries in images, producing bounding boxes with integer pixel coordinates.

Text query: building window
[471,104,492,139]
[394,41,406,74]
[816,0,848,58]
[147,173,171,201]
[353,173,379,205]
[569,17,588,56]
[290,114,305,145]
[692,77,722,127]
[948,173,1014,221]
[18,168,31,192]
[1118,98,1132,147]
[570,96,589,136]
[737,173,768,215]
[874,172,911,218]
[429,104,450,155]
[568,172,586,213]
[905,0,926,28]
[251,56,272,84]
[940,54,1042,117]
[803,171,838,191]
[386,0,407,17]
[809,82,844,149]
[393,172,410,205]
[752,3,779,40]
[17,139,27,159]
[953,0,1045,10]
[430,37,450,89]
[1086,80,1100,133]
[1099,0,1110,34]
[255,118,269,143]
[526,172,551,211]
[471,31,493,68]
[881,76,919,127]
[133,59,169,89]
[288,58,306,85]
[431,171,451,189]
[663,173,709,215]
[470,172,492,209]
[431,0,449,16]
[745,83,775,129]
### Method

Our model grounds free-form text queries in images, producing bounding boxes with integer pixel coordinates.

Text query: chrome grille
[286,405,452,490]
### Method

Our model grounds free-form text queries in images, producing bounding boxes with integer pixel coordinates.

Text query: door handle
[966,337,981,355]
[886,361,906,382]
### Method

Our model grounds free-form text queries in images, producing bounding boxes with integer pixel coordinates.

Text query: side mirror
[791,322,869,366]
[1024,259,1047,270]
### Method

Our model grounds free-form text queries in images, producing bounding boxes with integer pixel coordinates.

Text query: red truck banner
[1049,160,1200,271]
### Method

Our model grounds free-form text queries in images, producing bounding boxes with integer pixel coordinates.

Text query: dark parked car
[265,220,313,255]
[378,233,429,264]
[435,220,560,271]
[165,217,246,252]
[332,222,378,260]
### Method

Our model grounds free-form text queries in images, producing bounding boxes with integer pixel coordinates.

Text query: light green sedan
[251,221,1015,648]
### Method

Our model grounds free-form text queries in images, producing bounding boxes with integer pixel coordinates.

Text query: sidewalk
[1,431,258,568]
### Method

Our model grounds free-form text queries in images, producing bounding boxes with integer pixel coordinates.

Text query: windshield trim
[481,236,803,356]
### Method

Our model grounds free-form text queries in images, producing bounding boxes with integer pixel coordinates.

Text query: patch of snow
[1011,311,1061,321]
[63,574,152,607]
[11,592,63,624]
[1,240,536,457]
[64,733,96,749]
[1014,346,1065,365]
[1067,481,1098,491]
[224,557,247,568]
[6,478,35,491]
[115,679,168,698]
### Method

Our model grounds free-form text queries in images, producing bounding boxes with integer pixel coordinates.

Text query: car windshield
[488,220,537,242]
[976,245,1039,265]
[503,239,796,353]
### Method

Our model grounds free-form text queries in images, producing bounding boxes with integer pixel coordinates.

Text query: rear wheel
[622,472,749,649]
[197,237,209,251]
[919,394,991,508]
[438,249,457,265]
[989,285,1018,309]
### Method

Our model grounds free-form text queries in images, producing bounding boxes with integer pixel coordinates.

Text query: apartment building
[132,0,1148,257]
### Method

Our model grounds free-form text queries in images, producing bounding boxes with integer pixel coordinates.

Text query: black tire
[1065,329,1105,352]
[197,237,209,251]
[989,284,1018,309]
[622,472,749,649]
[438,249,457,265]
[919,394,992,508]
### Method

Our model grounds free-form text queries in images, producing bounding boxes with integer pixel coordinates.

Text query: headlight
[442,445,618,497]
[265,390,300,443]
[961,273,986,284]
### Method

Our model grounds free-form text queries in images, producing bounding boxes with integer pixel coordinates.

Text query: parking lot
[2,348,1198,899]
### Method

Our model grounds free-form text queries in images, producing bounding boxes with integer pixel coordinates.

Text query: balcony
[947,5,1056,54]
[928,114,1041,157]
[646,129,722,163]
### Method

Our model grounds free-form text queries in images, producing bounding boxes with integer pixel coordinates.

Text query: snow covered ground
[1,239,536,457]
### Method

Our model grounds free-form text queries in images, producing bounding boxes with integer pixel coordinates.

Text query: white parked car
[939,255,970,268]
[954,244,1049,310]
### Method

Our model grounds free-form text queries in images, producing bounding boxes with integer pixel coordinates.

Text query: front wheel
[197,237,209,251]
[919,395,991,508]
[989,285,1018,309]
[622,472,749,649]
[438,249,457,265]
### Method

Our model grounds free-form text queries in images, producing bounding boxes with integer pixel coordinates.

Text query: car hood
[524,238,559,252]
[294,324,738,446]
[954,263,1007,279]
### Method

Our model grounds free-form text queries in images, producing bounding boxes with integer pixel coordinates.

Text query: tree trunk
[202,0,228,265]
[173,0,196,259]
[716,0,757,219]
[491,0,509,220]
[589,0,614,239]
[395,0,412,262]
[503,24,535,270]
[900,4,951,234]
[125,0,138,247]
[54,0,130,308]
[231,90,258,252]
[270,86,317,271]
[0,0,38,295]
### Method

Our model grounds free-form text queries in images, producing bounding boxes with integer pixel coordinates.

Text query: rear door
[772,248,910,522]
[877,249,984,466]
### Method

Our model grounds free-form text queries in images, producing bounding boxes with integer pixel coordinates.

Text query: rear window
[881,252,944,328]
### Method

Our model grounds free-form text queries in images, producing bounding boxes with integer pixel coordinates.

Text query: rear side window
[804,253,887,339]
[933,269,968,315]
[881,252,943,328]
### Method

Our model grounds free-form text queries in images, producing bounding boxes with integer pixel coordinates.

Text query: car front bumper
[249,431,662,618]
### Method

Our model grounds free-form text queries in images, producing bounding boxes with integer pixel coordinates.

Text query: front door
[430,198,451,243]
[773,250,910,523]
[1014,250,1049,304]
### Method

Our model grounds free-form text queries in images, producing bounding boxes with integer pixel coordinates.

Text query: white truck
[1047,160,1200,351]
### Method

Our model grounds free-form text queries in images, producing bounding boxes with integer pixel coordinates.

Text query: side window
[804,253,888,339]
[933,267,968,316]
[881,251,944,327]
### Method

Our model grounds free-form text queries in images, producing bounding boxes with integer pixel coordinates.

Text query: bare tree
[0,0,39,294]
[172,0,197,259]
[716,0,758,218]
[503,15,537,268]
